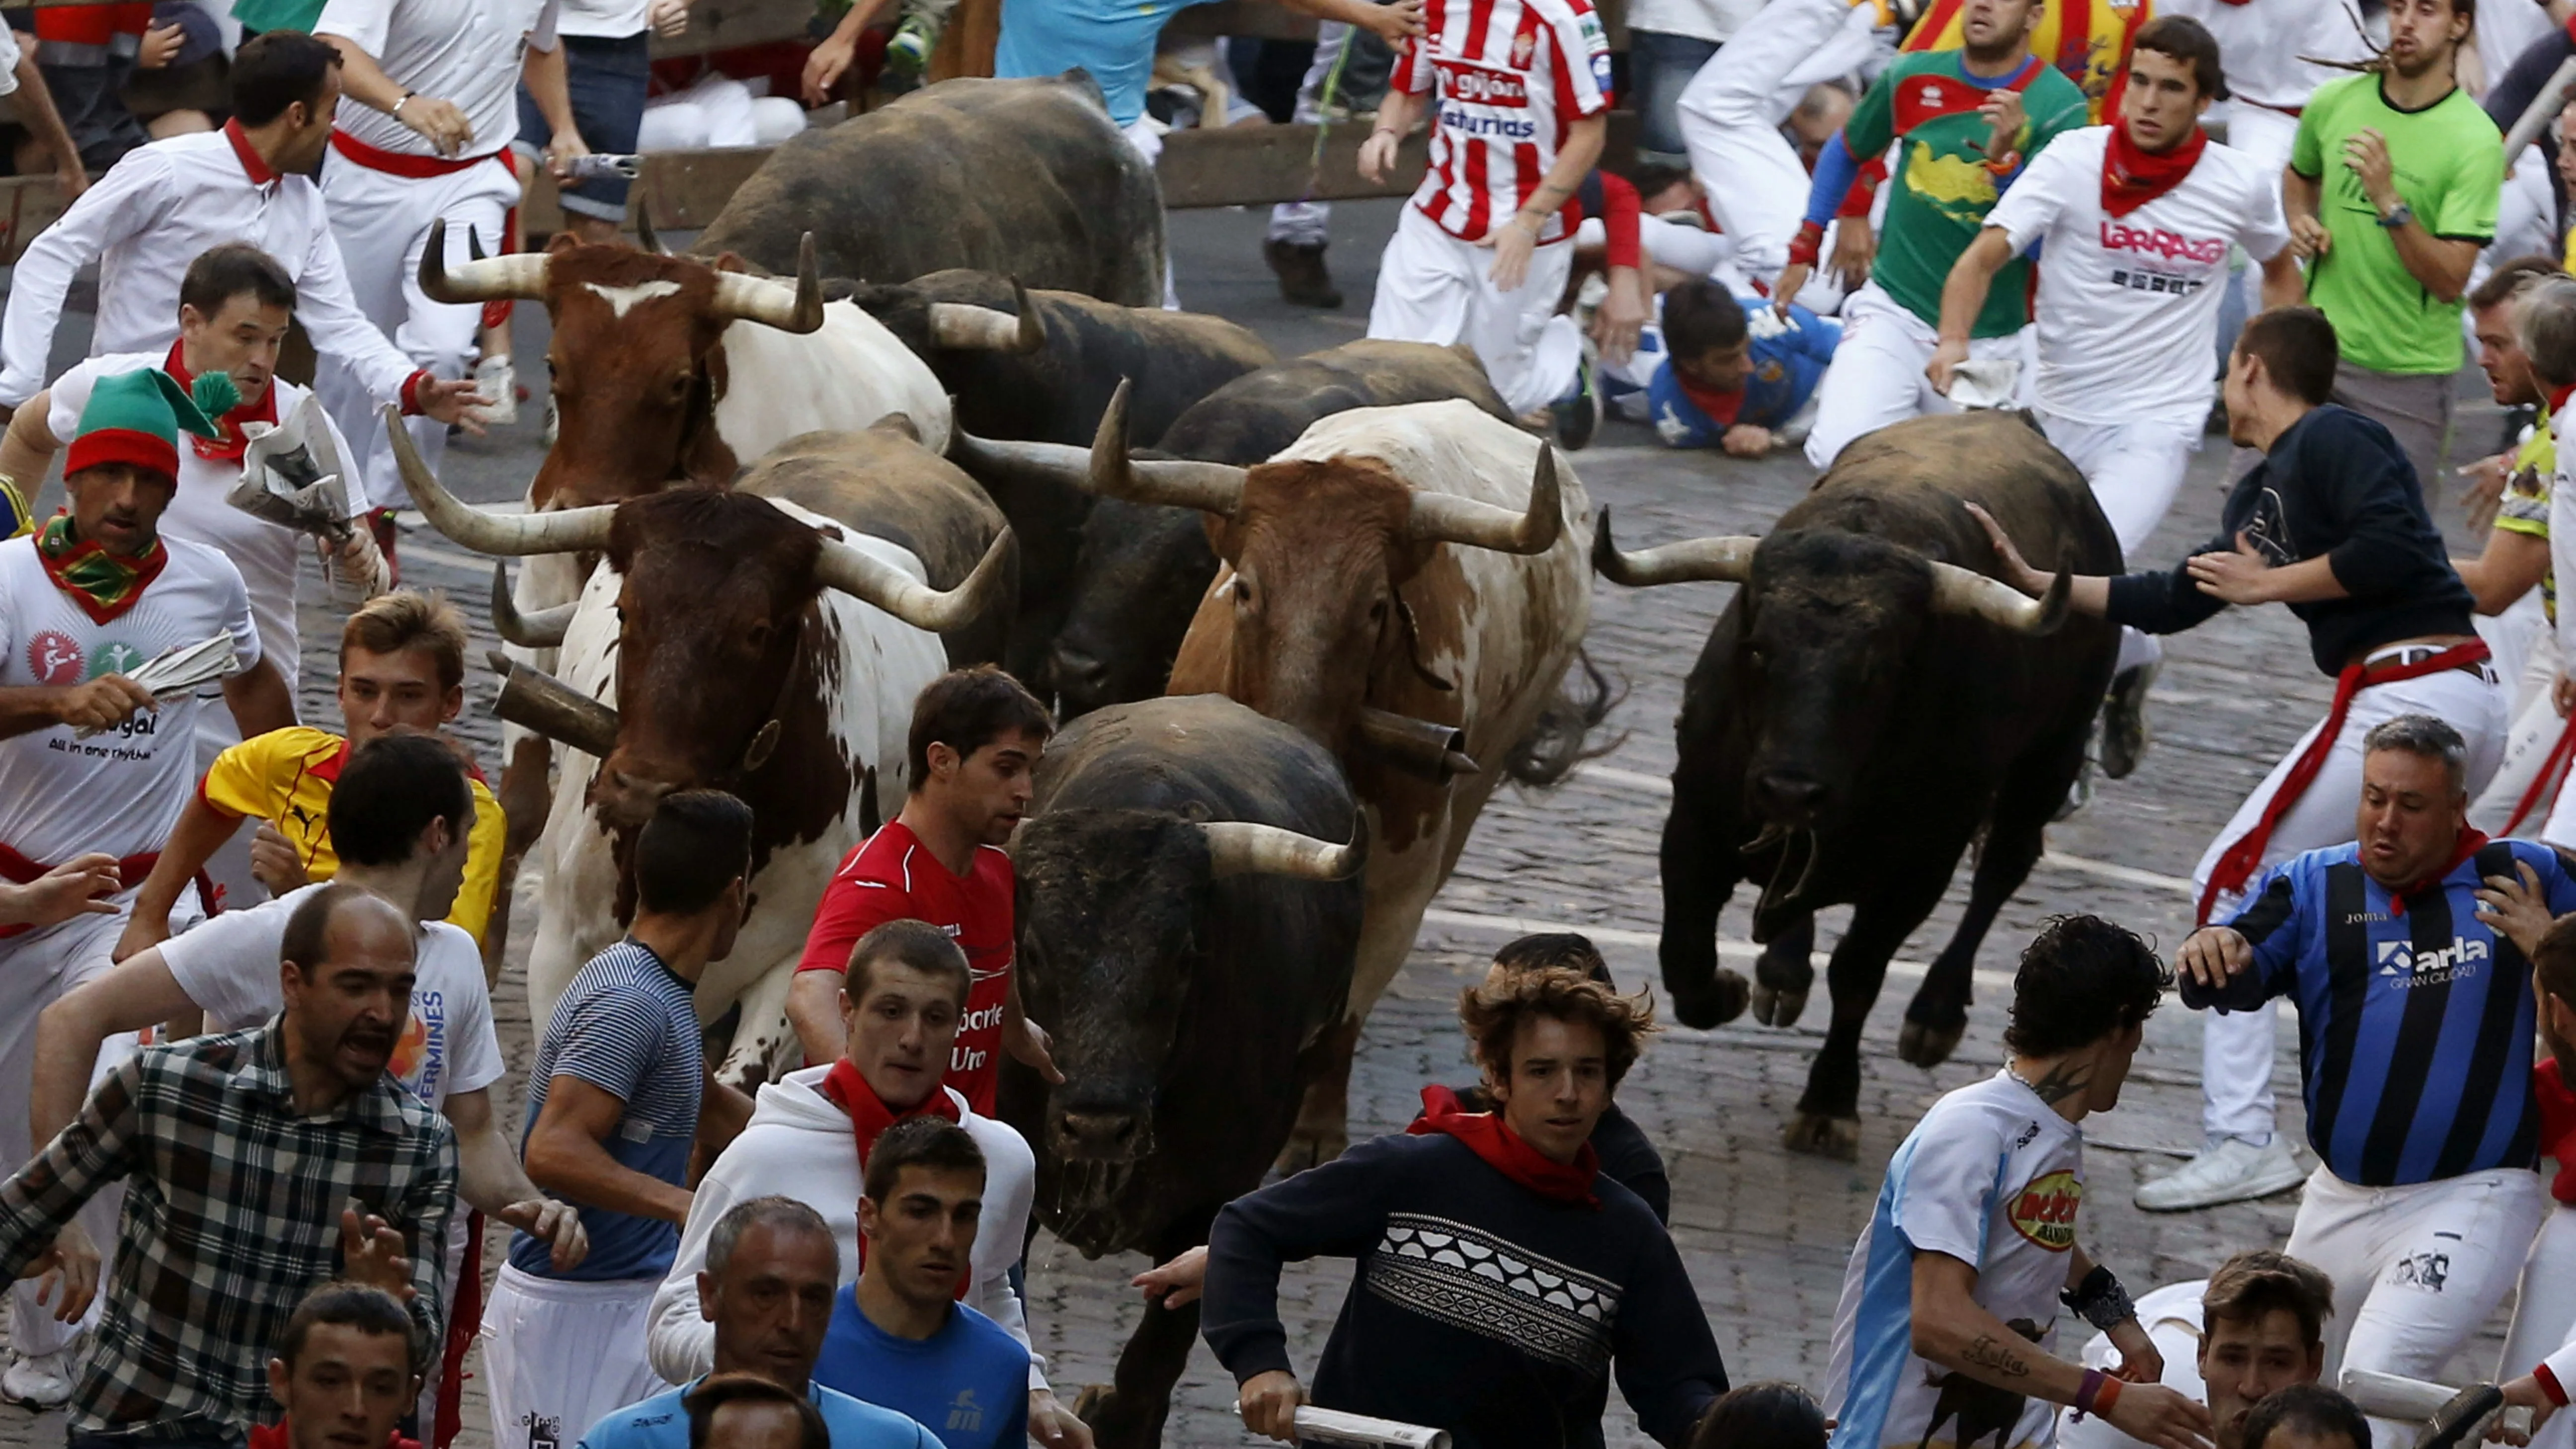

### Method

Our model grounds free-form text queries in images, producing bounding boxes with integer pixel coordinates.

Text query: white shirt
[0,28,23,95]
[49,353,359,695]
[2157,0,2373,112]
[164,881,504,1110]
[316,0,560,161]
[0,533,258,864]
[2054,1281,2209,1449]
[1985,127,2291,428]
[1824,1071,2085,1449]
[0,127,420,410]
[554,0,645,43]
[1625,0,1762,45]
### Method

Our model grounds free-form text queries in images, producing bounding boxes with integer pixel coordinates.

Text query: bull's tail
[1503,649,1627,788]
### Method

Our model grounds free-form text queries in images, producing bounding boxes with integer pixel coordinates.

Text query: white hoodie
[644,1063,1045,1390]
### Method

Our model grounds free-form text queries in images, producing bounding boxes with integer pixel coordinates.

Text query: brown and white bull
[416,225,1035,942]
[382,411,1009,1083]
[1077,385,1595,1162]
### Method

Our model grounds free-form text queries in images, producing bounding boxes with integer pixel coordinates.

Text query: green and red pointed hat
[65,367,240,481]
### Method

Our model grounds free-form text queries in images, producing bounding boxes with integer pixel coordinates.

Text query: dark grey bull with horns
[1596,410,2117,1158]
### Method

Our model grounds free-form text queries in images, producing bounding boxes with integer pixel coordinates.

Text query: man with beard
[0,883,456,1445]
[2284,0,2502,492]
[2159,715,2567,1448]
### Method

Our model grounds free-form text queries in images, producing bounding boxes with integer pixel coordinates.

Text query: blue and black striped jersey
[2189,837,2576,1187]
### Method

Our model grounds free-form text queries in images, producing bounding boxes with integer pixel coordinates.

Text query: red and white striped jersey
[1392,0,1613,244]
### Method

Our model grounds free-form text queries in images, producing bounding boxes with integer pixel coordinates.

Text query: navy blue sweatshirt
[2103,405,2476,675]
[1201,1132,1726,1449]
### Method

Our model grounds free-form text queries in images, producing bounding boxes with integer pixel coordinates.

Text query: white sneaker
[473,356,518,427]
[3,1346,76,1408]
[2134,1135,2307,1211]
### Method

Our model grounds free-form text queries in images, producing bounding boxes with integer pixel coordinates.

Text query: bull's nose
[596,768,677,828]
[1049,644,1106,692]
[1755,768,1827,819]
[1053,1109,1150,1163]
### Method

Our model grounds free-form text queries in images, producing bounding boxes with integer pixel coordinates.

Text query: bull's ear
[544,232,584,256]
[714,251,750,275]
[1201,511,1242,565]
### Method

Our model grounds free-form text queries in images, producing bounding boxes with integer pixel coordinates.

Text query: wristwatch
[2377,200,2415,230]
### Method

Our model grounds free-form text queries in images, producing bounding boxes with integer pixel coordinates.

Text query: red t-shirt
[795,821,1015,1114]
[2539,1058,2576,1207]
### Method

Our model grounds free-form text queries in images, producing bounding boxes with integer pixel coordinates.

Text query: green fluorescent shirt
[2290,73,2503,376]
[1845,49,2089,338]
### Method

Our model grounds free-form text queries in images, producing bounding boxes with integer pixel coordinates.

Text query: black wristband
[2062,1265,2135,1331]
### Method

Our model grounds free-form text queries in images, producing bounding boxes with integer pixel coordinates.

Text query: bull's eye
[666,373,693,404]
[744,620,772,653]
[1746,645,1769,668]
[1234,577,1256,612]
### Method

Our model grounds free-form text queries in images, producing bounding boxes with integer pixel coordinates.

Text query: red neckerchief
[817,1059,970,1295]
[34,511,166,625]
[2382,828,2489,917]
[2550,382,2576,415]
[1677,374,1745,429]
[2102,122,2208,219]
[248,1420,418,1449]
[164,340,276,463]
[2537,1057,2576,1206]
[1406,1084,1601,1208]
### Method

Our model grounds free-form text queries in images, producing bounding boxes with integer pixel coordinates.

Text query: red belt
[0,842,158,940]
[2198,640,2493,925]
[326,129,523,332]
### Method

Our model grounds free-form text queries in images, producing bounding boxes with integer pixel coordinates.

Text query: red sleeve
[1837,159,1887,219]
[1600,172,1642,270]
[794,869,911,974]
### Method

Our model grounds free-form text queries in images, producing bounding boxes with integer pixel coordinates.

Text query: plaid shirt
[0,1022,456,1440]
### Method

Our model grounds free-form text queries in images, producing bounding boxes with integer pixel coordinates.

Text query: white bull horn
[949,428,1090,483]
[1200,819,1365,881]
[490,562,578,648]
[417,219,551,305]
[1082,377,1247,515]
[381,404,616,557]
[709,232,825,334]
[814,526,1015,634]
[1928,559,2073,634]
[928,278,1045,353]
[1590,508,1757,586]
[1408,441,1563,555]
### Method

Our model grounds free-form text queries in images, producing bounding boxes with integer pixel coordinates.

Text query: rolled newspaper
[2502,55,2576,163]
[1291,1407,1451,1449]
[2339,1368,2533,1447]
[72,633,240,738]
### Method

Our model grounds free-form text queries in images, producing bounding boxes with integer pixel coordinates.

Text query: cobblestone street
[0,198,2528,1448]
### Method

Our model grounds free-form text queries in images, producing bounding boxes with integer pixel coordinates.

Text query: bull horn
[1082,378,1246,515]
[814,526,1014,634]
[1408,441,1562,555]
[635,184,668,257]
[1928,560,2072,634]
[1357,708,1479,784]
[1591,509,1757,586]
[489,562,577,648]
[488,650,620,758]
[382,406,616,557]
[418,218,551,305]
[948,427,1090,482]
[927,279,1045,353]
[1200,819,1364,881]
[709,232,825,334]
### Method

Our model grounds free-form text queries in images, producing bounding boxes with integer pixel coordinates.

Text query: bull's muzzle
[488,650,620,759]
[1050,1106,1155,1165]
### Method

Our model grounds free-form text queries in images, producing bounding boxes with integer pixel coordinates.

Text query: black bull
[1598,411,2120,1159]
[692,74,1167,308]
[951,338,1513,716]
[996,694,1363,1449]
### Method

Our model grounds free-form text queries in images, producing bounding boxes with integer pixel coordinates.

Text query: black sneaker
[2102,659,2158,780]
[1263,239,1342,309]
[1550,349,1601,452]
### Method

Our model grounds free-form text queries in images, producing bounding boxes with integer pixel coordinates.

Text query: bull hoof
[1671,967,1749,1029]
[1751,984,1810,1029]
[1898,1018,1966,1069]
[1274,1126,1347,1176]
[1071,1385,1113,1422]
[1782,1112,1862,1160]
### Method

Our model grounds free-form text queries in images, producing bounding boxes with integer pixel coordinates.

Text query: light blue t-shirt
[575,1378,935,1449]
[990,0,1226,127]
[811,1292,1030,1449]
[510,940,702,1282]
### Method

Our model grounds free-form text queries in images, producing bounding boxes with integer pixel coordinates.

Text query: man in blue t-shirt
[1612,278,1839,456]
[483,792,761,1449]
[812,1118,1031,1449]
[579,1197,934,1449]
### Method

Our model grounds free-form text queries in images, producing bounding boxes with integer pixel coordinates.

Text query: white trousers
[2039,409,2207,677]
[2503,1203,2576,1449]
[314,156,519,511]
[1805,281,2035,470]
[0,891,187,1358]
[1675,0,1877,282]
[2225,105,2301,322]
[2286,1166,2549,1449]
[2191,657,2505,1143]
[2471,624,2567,835]
[481,1264,668,1449]
[1368,204,1581,415]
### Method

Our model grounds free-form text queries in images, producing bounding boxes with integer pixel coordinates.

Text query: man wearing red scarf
[256,1283,424,1449]
[1932,17,2304,785]
[1975,304,2506,1212]
[649,920,1089,1449]
[0,242,383,925]
[1204,968,1727,1449]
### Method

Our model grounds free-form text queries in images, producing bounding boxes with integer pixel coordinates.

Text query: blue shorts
[516,30,649,222]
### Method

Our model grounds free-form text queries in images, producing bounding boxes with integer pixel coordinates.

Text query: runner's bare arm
[30,955,195,1152]
[446,1086,588,1272]
[524,1074,693,1224]
[0,390,59,488]
[222,657,297,740]
[118,797,246,960]
[1914,1253,2212,1449]
[1929,227,2013,394]
[2257,246,2305,311]
[0,678,155,740]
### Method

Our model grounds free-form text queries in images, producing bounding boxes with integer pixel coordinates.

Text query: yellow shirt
[1902,0,2150,122]
[199,724,507,945]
